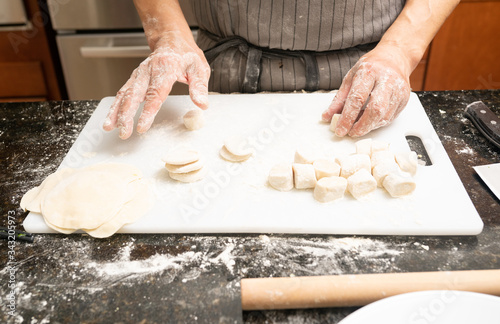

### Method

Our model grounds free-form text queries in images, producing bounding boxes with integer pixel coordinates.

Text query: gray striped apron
[189,0,406,93]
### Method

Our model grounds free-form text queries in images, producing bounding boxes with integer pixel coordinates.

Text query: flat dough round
[183,109,205,131]
[165,158,204,173]
[224,136,253,157]
[41,170,128,230]
[219,146,251,162]
[169,167,207,183]
[162,150,200,165]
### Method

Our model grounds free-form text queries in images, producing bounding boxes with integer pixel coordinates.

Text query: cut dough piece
[383,172,416,197]
[41,170,129,230]
[292,163,317,189]
[224,136,253,158]
[347,169,377,199]
[313,159,341,180]
[355,138,372,156]
[85,181,152,238]
[372,162,400,187]
[329,114,341,133]
[395,151,418,176]
[371,150,395,169]
[183,109,204,130]
[313,176,347,203]
[162,149,200,165]
[371,140,390,155]
[338,154,371,178]
[219,146,252,162]
[165,159,204,174]
[294,147,318,164]
[268,163,294,191]
[169,167,207,183]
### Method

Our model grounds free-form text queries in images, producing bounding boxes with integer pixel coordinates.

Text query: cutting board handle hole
[405,135,433,166]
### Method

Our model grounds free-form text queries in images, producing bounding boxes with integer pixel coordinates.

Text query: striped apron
[189,0,406,93]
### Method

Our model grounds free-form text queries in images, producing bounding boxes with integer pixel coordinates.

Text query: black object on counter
[0,226,34,243]
[464,101,500,149]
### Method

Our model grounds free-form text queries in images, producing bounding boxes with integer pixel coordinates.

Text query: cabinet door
[424,1,500,90]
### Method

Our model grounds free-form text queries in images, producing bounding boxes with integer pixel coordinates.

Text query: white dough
[383,172,416,197]
[313,159,341,180]
[292,163,317,189]
[268,163,294,191]
[395,151,418,176]
[355,138,372,156]
[347,169,377,199]
[162,149,200,165]
[372,162,400,187]
[329,114,341,133]
[371,140,390,155]
[371,150,395,169]
[338,154,371,178]
[294,147,318,164]
[183,109,205,130]
[224,136,253,158]
[313,176,347,203]
[169,167,207,183]
[219,146,252,162]
[165,159,204,174]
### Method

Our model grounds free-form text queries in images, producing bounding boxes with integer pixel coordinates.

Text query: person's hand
[103,31,211,139]
[322,44,412,137]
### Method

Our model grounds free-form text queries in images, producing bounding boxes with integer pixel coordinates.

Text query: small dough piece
[371,150,395,169]
[347,169,377,199]
[313,159,341,180]
[268,163,294,191]
[294,147,318,164]
[338,154,371,178]
[163,149,200,165]
[329,114,341,133]
[383,172,416,197]
[224,136,253,158]
[355,138,372,156]
[292,163,317,189]
[313,176,347,203]
[165,159,204,174]
[169,167,207,183]
[395,151,418,176]
[371,140,390,155]
[183,109,205,130]
[372,161,400,187]
[219,146,252,162]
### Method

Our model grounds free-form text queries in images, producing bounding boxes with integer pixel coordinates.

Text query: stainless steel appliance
[47,0,197,100]
[0,0,28,29]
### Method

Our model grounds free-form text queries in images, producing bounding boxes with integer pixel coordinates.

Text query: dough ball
[294,147,318,164]
[223,136,253,160]
[165,158,204,174]
[372,162,400,187]
[355,138,372,156]
[313,176,347,203]
[163,149,200,165]
[183,109,205,130]
[371,150,395,169]
[313,159,341,180]
[292,163,317,189]
[338,154,371,178]
[169,167,207,183]
[219,146,252,162]
[371,140,390,155]
[395,151,418,176]
[347,169,377,199]
[268,163,294,191]
[329,114,341,133]
[383,172,416,197]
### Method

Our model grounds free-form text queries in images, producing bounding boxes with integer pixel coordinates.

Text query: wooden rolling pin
[241,269,500,310]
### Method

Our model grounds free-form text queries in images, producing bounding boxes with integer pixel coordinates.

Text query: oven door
[57,32,190,100]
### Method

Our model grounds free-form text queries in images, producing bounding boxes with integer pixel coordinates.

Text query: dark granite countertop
[1,91,499,323]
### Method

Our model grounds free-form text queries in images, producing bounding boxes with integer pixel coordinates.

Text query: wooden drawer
[0,61,47,98]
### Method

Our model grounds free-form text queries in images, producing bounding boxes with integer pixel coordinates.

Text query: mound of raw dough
[20,163,152,238]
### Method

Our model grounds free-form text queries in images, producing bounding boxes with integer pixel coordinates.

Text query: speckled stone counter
[1,91,499,323]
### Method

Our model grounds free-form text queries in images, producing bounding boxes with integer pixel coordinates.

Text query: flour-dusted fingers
[187,55,211,110]
[103,76,135,132]
[321,74,352,122]
[387,80,411,124]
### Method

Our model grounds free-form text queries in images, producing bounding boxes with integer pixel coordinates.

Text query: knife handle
[464,101,500,149]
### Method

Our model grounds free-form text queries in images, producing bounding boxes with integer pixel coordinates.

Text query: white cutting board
[23,93,483,235]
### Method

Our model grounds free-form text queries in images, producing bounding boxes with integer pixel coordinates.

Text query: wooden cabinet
[410,0,500,91]
[0,0,62,102]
